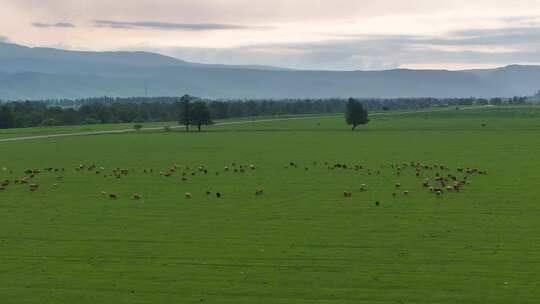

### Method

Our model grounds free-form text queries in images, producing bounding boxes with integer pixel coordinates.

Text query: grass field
[0,114,347,141]
[1,106,540,303]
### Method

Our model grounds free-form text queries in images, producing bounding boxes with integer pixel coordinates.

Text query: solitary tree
[345,98,369,131]
[178,95,193,132]
[191,101,213,132]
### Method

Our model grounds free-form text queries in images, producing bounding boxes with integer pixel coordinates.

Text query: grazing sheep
[395,183,401,188]
[132,193,141,200]
[255,188,264,196]
[343,191,352,198]
[185,192,193,199]
[100,191,107,196]
[109,193,118,199]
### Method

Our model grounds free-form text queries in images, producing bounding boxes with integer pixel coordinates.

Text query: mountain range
[0,41,539,100]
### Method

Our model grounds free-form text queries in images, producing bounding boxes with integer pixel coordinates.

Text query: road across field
[0,106,492,143]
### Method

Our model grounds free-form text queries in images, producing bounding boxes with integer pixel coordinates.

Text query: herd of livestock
[0,161,488,204]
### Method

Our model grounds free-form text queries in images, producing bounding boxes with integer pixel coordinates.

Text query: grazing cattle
[360,184,367,192]
[255,188,264,196]
[206,191,211,195]
[29,184,39,192]
[0,187,6,191]
[395,183,401,188]
[343,191,352,198]
[184,193,192,199]
[249,165,256,170]
[375,201,380,206]
[109,193,118,199]
[403,191,409,195]
[216,192,222,198]
[132,193,141,200]
[100,191,107,196]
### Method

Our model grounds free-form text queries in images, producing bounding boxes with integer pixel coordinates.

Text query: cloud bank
[31,22,75,28]
[93,20,257,31]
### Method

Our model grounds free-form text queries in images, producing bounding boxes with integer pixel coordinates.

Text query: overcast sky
[2,0,540,70]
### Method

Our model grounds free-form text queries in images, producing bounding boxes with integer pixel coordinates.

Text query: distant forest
[0,95,532,129]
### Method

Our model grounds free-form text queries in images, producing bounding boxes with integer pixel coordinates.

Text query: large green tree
[178,95,193,132]
[345,98,369,131]
[191,101,213,132]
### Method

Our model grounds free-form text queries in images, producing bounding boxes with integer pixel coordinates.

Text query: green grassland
[1,107,540,303]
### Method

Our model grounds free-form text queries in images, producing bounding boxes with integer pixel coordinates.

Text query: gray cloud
[330,26,540,48]
[32,22,76,28]
[93,20,265,31]
[152,27,540,71]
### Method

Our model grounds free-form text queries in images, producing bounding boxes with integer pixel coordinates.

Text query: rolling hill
[0,41,538,100]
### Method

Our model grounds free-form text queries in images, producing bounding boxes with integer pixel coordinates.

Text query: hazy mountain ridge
[0,42,538,100]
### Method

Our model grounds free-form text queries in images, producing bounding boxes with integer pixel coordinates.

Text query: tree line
[0,95,533,130]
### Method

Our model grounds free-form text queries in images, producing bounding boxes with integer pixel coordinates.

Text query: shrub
[40,118,62,127]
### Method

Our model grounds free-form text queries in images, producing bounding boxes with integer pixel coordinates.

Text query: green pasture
[1,106,540,303]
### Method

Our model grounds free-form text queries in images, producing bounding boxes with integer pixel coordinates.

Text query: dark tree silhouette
[178,95,193,132]
[345,98,369,131]
[191,101,213,132]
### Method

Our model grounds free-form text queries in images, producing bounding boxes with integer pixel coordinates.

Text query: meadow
[1,106,540,303]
